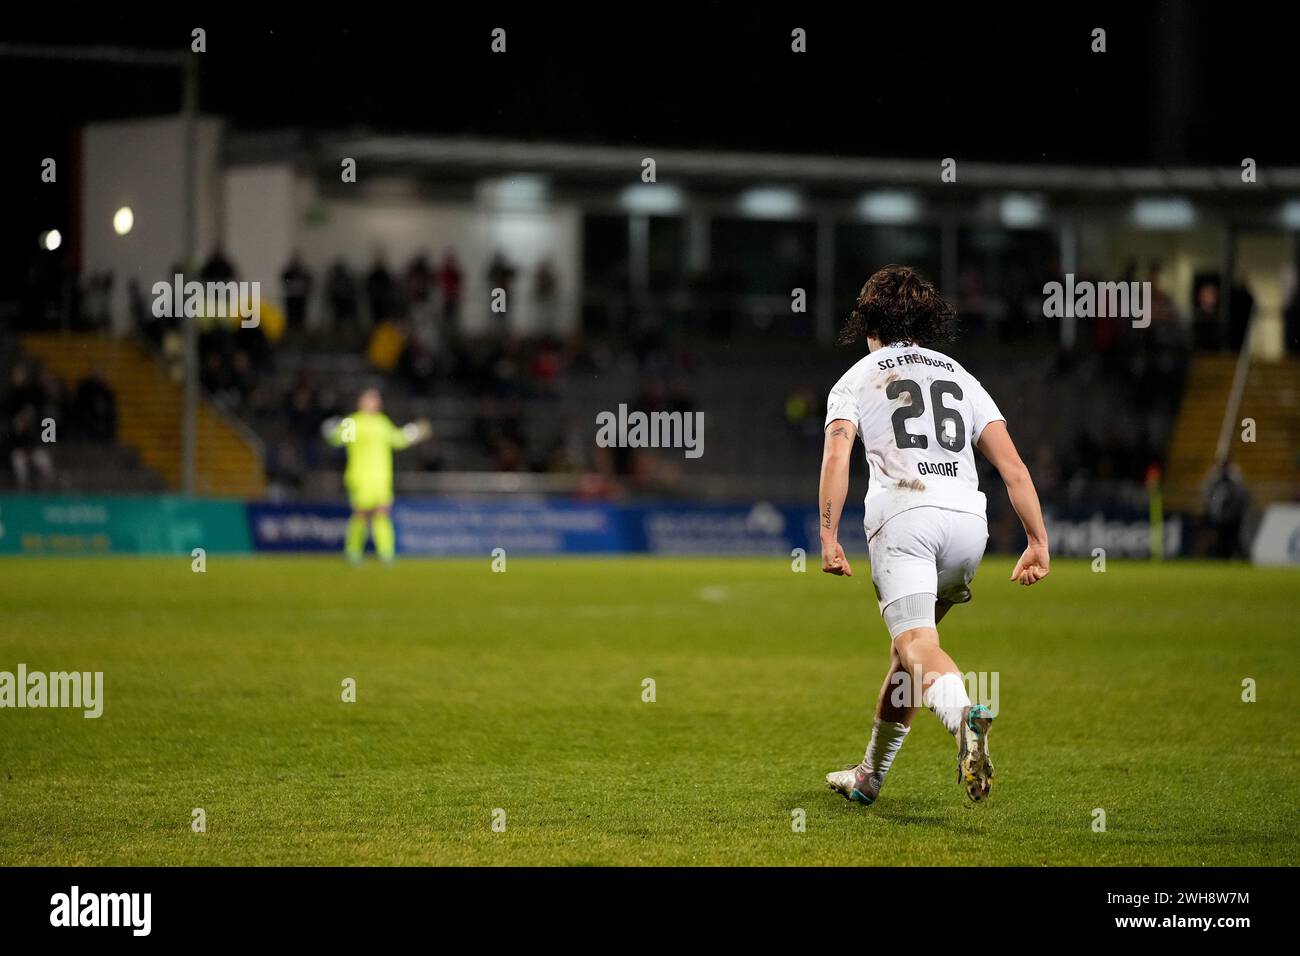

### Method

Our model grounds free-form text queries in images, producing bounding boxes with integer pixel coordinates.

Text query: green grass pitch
[0,555,1296,866]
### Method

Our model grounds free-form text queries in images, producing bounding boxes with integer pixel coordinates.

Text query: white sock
[923,673,971,736]
[861,718,909,775]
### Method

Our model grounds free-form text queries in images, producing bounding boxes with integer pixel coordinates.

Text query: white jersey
[825,343,1004,539]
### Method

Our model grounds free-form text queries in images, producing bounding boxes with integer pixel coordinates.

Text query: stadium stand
[17,333,264,496]
[1167,355,1300,512]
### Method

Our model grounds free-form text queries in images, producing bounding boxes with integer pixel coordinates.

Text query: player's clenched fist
[821,540,853,576]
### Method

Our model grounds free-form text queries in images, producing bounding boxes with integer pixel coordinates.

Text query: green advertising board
[0,496,251,555]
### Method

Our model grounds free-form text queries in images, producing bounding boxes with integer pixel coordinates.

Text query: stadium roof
[226,132,1300,195]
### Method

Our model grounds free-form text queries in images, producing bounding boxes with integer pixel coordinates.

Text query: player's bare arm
[818,418,856,576]
[976,420,1050,586]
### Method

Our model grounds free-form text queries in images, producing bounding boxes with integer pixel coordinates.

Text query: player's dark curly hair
[838,264,957,347]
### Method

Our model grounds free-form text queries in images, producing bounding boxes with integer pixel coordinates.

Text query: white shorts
[868,507,988,634]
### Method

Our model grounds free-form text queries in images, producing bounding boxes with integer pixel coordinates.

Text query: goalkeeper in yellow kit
[322,388,431,563]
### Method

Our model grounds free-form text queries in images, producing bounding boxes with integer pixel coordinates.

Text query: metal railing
[1214,314,1256,464]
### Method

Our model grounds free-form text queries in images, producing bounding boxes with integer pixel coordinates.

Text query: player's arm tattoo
[820,421,853,538]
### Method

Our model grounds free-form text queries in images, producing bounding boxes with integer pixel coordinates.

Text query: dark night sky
[2,4,1291,162]
[1,3,1295,285]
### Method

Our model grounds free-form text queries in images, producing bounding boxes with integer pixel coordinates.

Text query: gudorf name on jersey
[917,460,959,477]
[876,352,955,373]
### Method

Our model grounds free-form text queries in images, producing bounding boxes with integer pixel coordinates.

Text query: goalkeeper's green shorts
[347,480,393,512]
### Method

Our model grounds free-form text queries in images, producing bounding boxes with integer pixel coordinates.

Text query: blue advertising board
[393,500,623,555]
[246,499,846,556]
[246,502,353,552]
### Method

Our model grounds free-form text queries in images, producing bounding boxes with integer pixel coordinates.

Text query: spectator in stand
[235,298,272,377]
[1091,265,1127,361]
[73,369,117,443]
[366,253,398,326]
[201,352,231,399]
[326,260,361,336]
[1144,262,1189,414]
[529,338,563,397]
[281,252,313,333]
[404,252,440,394]
[5,364,56,488]
[487,251,517,334]
[534,259,559,336]
[193,248,241,399]
[404,252,435,311]
[286,373,321,469]
[1202,460,1250,559]
[200,246,236,283]
[438,249,463,333]
[1192,277,1224,351]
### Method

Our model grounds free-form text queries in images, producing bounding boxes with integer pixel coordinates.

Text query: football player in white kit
[819,265,1050,805]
